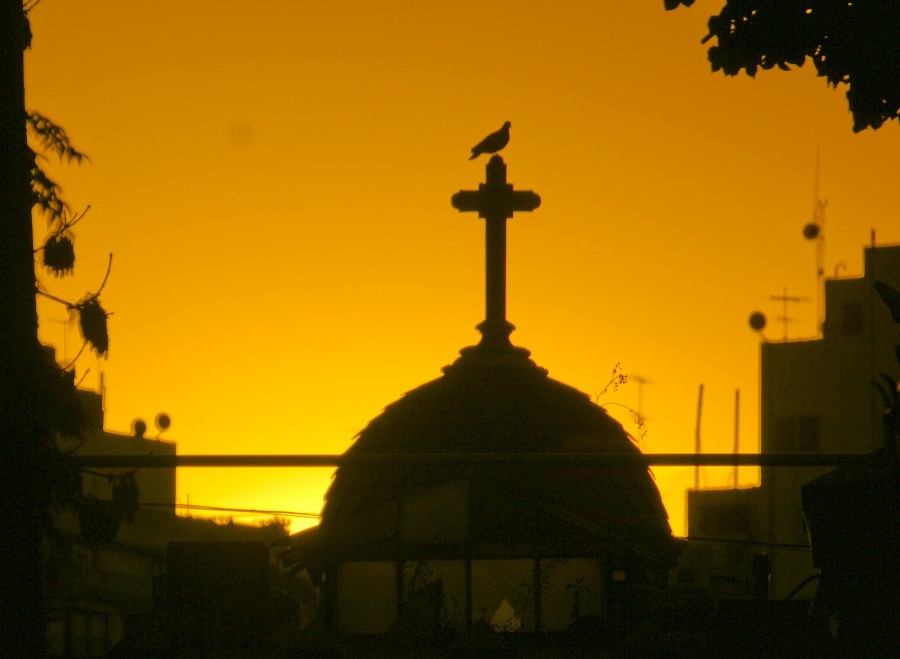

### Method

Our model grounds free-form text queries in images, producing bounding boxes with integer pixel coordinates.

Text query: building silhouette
[278,157,682,649]
[46,384,286,656]
[761,242,900,599]
[685,243,900,602]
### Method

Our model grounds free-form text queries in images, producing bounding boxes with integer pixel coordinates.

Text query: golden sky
[26,1,900,535]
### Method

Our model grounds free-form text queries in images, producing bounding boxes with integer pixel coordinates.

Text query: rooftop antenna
[770,287,809,340]
[694,383,704,490]
[631,374,653,421]
[46,317,70,362]
[732,389,740,488]
[802,148,827,332]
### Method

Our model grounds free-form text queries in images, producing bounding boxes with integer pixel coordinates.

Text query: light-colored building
[685,243,900,601]
[759,242,899,598]
[682,487,765,600]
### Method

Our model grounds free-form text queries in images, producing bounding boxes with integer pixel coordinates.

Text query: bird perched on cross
[468,121,511,160]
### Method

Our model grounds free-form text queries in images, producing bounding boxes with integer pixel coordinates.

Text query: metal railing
[72,452,875,469]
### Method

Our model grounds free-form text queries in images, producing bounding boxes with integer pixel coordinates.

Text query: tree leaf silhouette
[30,164,66,222]
[667,0,900,131]
[26,112,89,165]
[874,281,900,324]
[77,497,119,546]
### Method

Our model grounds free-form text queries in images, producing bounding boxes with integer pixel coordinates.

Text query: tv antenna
[802,148,827,330]
[46,317,71,362]
[631,374,653,421]
[770,287,809,340]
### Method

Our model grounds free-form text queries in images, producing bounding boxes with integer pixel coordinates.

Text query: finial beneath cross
[451,155,541,350]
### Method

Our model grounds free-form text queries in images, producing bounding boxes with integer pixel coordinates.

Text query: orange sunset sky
[25,1,900,535]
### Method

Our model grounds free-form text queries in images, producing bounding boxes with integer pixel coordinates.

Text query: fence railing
[72,453,876,469]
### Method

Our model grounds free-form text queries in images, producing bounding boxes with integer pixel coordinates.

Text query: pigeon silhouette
[468,121,511,160]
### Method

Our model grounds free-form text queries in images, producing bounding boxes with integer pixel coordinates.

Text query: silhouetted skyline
[24,2,900,534]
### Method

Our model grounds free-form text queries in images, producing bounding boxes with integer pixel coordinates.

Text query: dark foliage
[874,280,900,367]
[30,163,65,221]
[80,474,143,543]
[874,280,900,324]
[72,296,110,357]
[27,109,112,359]
[77,497,119,546]
[41,233,74,275]
[666,0,900,131]
[22,8,32,49]
[45,448,83,504]
[27,111,88,165]
[26,346,85,439]
[19,8,124,555]
[27,112,88,224]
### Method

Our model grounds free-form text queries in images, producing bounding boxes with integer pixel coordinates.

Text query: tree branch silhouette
[666,0,900,131]
[1,4,119,651]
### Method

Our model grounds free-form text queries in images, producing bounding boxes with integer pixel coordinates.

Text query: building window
[772,416,820,452]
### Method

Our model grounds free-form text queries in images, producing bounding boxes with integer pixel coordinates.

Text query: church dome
[322,344,676,563]
[318,153,678,568]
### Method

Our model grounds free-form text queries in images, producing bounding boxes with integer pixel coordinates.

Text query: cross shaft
[451,156,540,349]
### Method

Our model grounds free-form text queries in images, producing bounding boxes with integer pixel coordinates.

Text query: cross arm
[451,188,541,219]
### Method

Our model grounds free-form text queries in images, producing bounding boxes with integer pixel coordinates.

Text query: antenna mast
[803,148,827,331]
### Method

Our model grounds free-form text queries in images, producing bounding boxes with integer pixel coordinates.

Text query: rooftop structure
[280,156,680,643]
[760,243,900,598]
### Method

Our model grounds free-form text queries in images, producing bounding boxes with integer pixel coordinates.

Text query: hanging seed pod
[74,297,109,357]
[42,234,75,276]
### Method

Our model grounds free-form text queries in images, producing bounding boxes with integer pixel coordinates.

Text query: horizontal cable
[71,452,875,469]
[139,501,319,519]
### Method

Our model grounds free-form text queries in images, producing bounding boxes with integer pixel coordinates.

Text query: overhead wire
[139,501,319,519]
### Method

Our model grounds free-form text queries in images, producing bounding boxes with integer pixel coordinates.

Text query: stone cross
[451,155,541,350]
